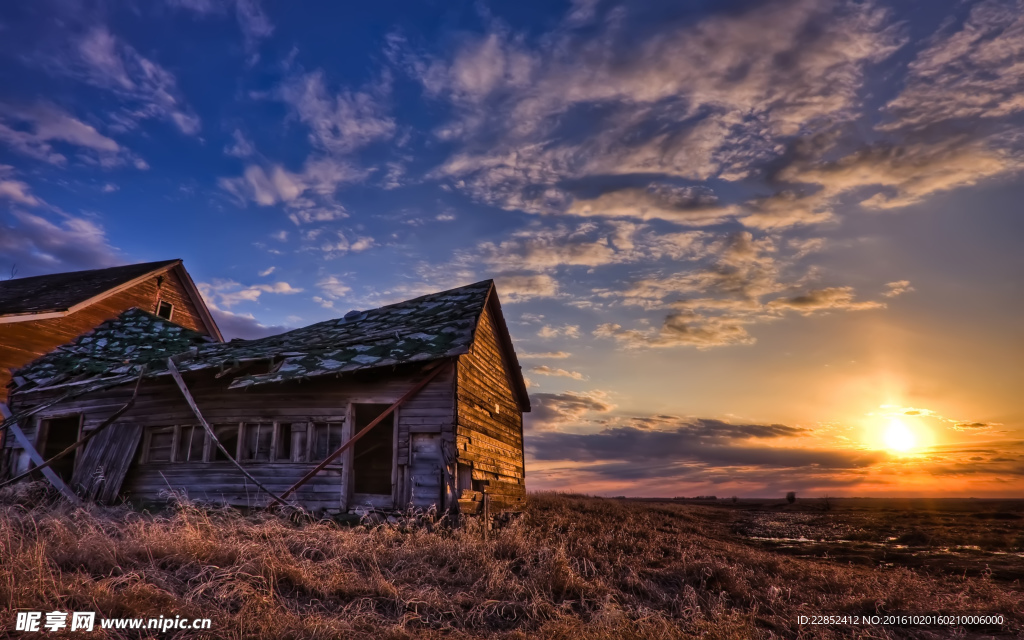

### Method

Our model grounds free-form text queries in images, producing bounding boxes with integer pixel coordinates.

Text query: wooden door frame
[34,413,84,475]
[343,400,400,511]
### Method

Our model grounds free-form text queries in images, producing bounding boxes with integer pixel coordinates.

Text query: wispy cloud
[224,129,256,157]
[0,209,119,275]
[70,26,201,135]
[166,0,273,53]
[198,278,304,308]
[0,103,129,167]
[494,273,559,302]
[278,70,395,155]
[538,324,580,339]
[519,351,571,359]
[530,365,587,381]
[412,0,903,219]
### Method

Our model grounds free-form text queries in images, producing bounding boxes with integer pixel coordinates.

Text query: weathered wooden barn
[0,280,528,514]
[0,260,223,405]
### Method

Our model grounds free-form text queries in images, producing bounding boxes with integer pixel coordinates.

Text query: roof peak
[1,260,181,285]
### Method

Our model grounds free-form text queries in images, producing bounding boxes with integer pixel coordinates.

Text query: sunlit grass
[0,486,1020,638]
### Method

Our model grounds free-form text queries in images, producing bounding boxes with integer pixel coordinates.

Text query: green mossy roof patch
[12,280,494,394]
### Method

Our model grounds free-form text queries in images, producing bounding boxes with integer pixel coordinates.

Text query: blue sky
[1,0,1022,496]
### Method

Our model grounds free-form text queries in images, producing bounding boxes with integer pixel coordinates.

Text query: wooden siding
[5,364,457,512]
[0,267,209,404]
[455,303,526,510]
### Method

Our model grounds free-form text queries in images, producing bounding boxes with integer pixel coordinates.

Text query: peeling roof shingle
[12,280,495,393]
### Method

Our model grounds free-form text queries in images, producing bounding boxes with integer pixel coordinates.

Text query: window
[176,425,205,462]
[288,423,308,462]
[156,300,173,320]
[147,427,175,463]
[138,421,335,464]
[212,424,239,461]
[241,423,272,461]
[276,423,293,461]
[311,422,344,461]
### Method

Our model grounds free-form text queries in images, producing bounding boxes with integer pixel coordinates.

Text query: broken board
[70,423,143,503]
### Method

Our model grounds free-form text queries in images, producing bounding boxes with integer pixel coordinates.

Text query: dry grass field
[1,487,1022,639]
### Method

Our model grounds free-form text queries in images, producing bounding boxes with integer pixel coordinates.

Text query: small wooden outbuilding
[0,280,528,514]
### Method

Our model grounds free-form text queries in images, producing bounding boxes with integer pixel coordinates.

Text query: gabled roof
[0,260,178,317]
[0,260,223,341]
[11,280,530,410]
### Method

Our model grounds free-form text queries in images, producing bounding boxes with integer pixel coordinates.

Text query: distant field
[650,496,1024,583]
[1,488,1022,638]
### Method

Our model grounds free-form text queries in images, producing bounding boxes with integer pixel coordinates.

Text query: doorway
[40,415,81,482]
[351,404,395,497]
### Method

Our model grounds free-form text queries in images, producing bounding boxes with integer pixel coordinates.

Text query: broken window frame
[156,300,174,320]
[136,418,347,465]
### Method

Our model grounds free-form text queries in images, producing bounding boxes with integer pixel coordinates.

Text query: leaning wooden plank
[71,423,144,503]
[281,360,450,499]
[0,403,81,504]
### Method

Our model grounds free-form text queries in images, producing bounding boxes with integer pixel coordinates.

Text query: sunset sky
[1,0,1021,497]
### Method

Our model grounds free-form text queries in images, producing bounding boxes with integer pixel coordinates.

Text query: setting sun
[884,419,917,453]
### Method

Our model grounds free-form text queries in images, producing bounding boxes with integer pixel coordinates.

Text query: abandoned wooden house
[0,259,223,406]
[0,280,529,515]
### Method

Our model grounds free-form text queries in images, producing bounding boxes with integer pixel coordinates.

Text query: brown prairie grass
[1,489,1021,639]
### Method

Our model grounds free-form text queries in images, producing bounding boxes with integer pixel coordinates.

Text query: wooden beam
[0,403,80,504]
[166,358,294,509]
[281,361,450,500]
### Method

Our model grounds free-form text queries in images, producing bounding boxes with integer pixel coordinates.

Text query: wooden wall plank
[454,305,527,506]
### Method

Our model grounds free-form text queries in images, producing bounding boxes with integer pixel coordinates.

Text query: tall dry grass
[0,488,1021,639]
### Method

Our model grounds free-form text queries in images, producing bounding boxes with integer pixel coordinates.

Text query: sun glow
[883,418,917,453]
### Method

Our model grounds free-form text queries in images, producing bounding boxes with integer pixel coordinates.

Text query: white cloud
[530,365,587,381]
[538,324,580,339]
[234,0,274,51]
[224,129,256,157]
[0,103,126,167]
[209,308,287,340]
[0,167,42,207]
[518,351,571,359]
[198,278,304,308]
[593,231,892,349]
[218,158,368,210]
[883,0,1024,129]
[72,26,201,135]
[258,266,275,277]
[315,274,352,299]
[494,273,559,302]
[415,0,902,217]
[278,70,395,155]
[317,232,375,256]
[0,209,119,275]
[883,280,913,298]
